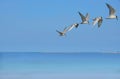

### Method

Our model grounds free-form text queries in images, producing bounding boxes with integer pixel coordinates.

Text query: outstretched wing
[93,18,99,26]
[106,3,116,15]
[63,27,68,33]
[56,30,61,34]
[86,13,89,21]
[78,12,86,21]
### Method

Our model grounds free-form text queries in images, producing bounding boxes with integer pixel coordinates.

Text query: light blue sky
[0,0,120,52]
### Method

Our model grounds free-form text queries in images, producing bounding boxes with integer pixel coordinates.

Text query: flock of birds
[56,3,118,36]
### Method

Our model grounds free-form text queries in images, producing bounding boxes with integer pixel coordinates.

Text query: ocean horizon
[0,52,120,79]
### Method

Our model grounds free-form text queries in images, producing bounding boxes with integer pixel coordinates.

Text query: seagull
[56,23,79,36]
[106,3,118,20]
[93,17,103,28]
[78,12,90,24]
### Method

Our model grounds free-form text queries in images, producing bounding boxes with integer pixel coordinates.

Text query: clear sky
[0,0,120,52]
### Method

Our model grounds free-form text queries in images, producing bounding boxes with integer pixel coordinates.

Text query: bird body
[106,15,117,19]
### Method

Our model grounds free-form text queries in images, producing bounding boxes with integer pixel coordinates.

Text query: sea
[0,52,120,79]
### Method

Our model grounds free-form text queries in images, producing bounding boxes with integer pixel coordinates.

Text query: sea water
[0,52,120,79]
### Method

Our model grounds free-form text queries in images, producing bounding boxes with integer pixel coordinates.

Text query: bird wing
[93,18,99,26]
[63,27,68,33]
[78,12,86,21]
[86,13,89,21]
[106,3,116,15]
[56,30,62,34]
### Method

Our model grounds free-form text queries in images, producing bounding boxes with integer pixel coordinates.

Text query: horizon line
[0,51,120,54]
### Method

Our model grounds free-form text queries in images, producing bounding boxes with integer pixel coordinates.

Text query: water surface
[0,52,120,79]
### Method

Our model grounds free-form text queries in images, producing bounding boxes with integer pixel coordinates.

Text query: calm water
[0,52,120,79]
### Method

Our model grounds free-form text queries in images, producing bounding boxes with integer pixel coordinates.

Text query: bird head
[75,24,79,28]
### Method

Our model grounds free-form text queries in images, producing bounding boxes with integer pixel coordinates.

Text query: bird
[78,12,90,24]
[93,17,103,28]
[106,3,118,20]
[56,23,79,36]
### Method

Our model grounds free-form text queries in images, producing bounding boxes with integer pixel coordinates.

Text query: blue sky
[0,0,120,52]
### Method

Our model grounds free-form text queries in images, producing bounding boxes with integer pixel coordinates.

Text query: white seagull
[78,12,90,24]
[93,17,103,28]
[56,23,79,36]
[106,3,118,20]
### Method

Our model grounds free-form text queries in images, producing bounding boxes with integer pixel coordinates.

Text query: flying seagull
[78,12,90,24]
[106,3,118,20]
[56,23,79,36]
[93,17,103,28]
